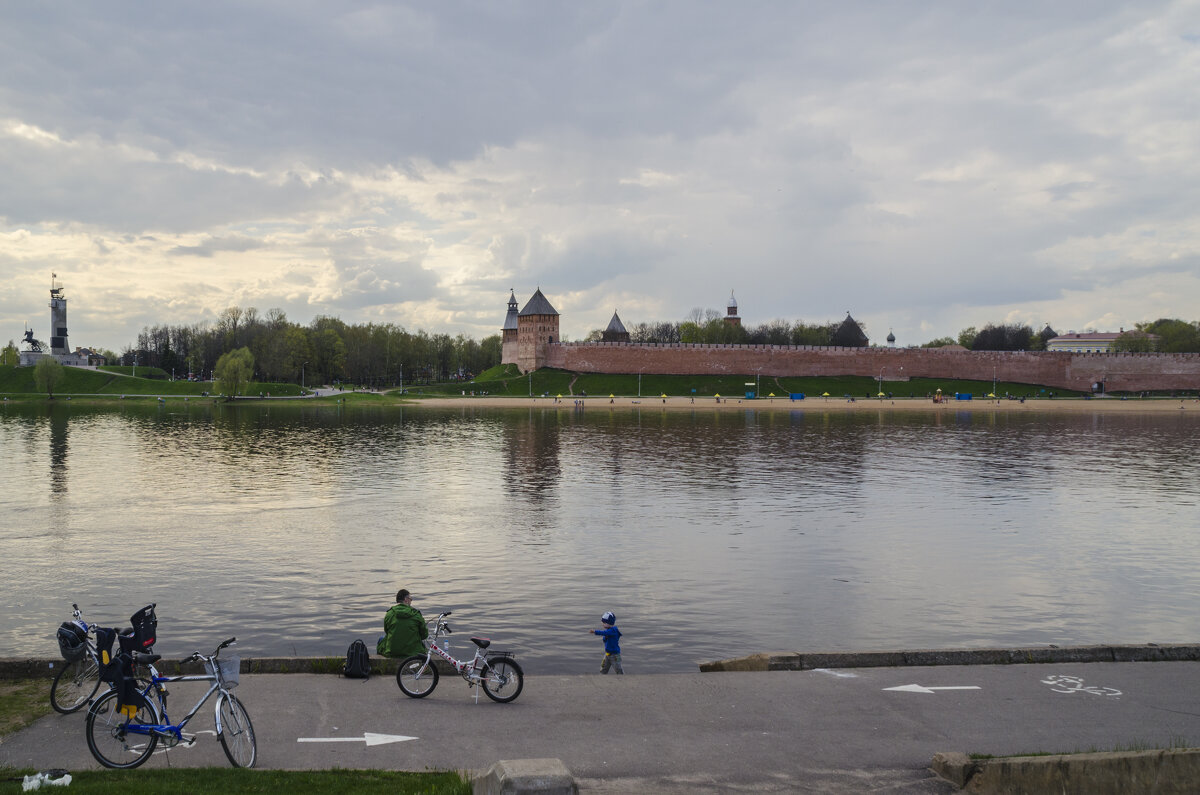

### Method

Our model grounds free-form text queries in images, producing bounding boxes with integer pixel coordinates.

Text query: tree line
[920,318,1200,353]
[85,307,502,387]
[584,308,865,347]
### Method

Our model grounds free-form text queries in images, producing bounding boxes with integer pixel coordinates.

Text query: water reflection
[2,403,1199,673]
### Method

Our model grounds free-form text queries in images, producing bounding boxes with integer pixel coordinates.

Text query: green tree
[215,347,254,399]
[957,326,978,349]
[0,340,18,366]
[1139,318,1200,353]
[33,356,64,399]
[921,337,956,348]
[1110,330,1156,353]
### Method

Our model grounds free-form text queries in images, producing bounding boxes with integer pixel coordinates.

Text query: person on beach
[591,611,624,674]
[377,589,428,658]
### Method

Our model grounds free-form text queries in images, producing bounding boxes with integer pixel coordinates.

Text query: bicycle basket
[208,656,240,688]
[56,621,88,662]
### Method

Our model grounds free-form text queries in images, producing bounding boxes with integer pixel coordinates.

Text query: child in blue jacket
[591,611,624,674]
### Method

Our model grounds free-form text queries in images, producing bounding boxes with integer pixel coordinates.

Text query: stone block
[474,758,577,795]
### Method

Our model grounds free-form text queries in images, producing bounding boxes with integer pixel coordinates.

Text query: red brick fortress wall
[545,343,1200,392]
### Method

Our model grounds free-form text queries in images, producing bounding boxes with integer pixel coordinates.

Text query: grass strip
[0,767,471,794]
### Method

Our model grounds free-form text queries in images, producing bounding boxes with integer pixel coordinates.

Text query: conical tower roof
[519,288,559,316]
[502,289,519,330]
[605,311,627,334]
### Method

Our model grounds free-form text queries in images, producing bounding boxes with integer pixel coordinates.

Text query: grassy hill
[0,365,302,397]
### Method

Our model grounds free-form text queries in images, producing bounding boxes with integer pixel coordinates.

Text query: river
[2,401,1198,673]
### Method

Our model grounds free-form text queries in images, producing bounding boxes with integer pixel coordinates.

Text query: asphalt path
[4,662,1198,793]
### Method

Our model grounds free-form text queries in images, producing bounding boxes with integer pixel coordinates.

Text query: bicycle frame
[123,644,237,744]
[419,614,490,682]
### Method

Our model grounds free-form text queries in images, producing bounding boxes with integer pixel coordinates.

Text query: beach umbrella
[661,393,667,398]
[557,394,562,398]
[609,394,615,398]
[822,392,830,397]
[877,392,885,397]
[768,392,775,397]
[987,393,996,398]
[714,393,720,398]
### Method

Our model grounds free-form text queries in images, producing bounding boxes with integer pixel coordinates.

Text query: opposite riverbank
[402,393,1200,415]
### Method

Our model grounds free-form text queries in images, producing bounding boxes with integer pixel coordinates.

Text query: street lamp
[878,367,885,397]
[528,370,532,397]
[638,368,644,398]
[302,361,309,391]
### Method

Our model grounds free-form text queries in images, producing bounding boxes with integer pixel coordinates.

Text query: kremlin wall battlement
[543,342,1200,393]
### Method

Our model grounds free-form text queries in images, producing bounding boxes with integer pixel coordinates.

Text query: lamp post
[302,361,309,391]
[638,368,644,398]
[528,370,532,397]
[878,367,885,398]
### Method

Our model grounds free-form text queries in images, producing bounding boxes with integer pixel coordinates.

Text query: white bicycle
[395,611,524,703]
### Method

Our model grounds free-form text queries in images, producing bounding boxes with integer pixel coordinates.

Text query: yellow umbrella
[557,394,562,398]
[877,392,885,397]
[661,393,667,398]
[609,394,615,398]
[714,393,720,397]
[768,392,775,397]
[987,393,996,398]
[822,392,830,397]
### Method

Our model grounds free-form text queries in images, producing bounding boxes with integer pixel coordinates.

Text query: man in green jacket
[377,589,428,658]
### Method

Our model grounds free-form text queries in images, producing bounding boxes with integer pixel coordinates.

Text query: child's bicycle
[84,636,255,769]
[396,611,524,703]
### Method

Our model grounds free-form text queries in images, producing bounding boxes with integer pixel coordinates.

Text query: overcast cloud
[2,1,1197,352]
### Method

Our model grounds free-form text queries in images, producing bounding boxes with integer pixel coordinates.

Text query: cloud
[1,2,1198,352]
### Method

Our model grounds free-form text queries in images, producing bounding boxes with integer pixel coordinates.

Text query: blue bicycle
[84,637,255,768]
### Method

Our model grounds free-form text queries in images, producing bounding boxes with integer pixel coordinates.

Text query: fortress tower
[725,291,740,326]
[501,289,520,366]
[516,288,559,373]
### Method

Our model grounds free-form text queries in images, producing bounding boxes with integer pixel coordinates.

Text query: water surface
[3,401,1198,672]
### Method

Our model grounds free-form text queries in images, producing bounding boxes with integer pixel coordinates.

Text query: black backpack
[343,639,370,679]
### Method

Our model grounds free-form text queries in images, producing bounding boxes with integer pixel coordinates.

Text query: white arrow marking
[298,733,417,746]
[883,684,981,694]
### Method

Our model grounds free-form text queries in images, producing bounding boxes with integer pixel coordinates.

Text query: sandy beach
[405,393,1200,414]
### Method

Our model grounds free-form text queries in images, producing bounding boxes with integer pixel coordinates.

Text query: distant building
[602,311,630,343]
[725,291,740,327]
[1046,331,1154,353]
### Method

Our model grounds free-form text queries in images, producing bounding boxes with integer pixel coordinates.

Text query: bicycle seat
[470,637,491,649]
[135,652,162,664]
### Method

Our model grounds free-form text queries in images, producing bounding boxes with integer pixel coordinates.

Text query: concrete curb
[931,748,1200,793]
[473,759,578,794]
[698,643,1200,672]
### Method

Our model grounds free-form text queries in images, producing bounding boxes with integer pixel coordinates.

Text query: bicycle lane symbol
[1040,675,1122,698]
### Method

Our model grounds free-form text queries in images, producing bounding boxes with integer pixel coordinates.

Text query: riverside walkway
[4,659,1199,792]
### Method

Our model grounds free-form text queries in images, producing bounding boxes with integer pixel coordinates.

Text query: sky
[2,2,1198,354]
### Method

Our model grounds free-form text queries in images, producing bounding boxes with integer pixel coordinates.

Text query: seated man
[377,589,428,658]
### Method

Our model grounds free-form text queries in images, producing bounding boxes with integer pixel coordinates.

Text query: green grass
[0,679,51,739]
[0,365,303,398]
[0,767,471,794]
[100,365,171,380]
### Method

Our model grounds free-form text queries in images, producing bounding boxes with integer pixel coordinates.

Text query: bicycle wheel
[217,693,257,768]
[50,655,101,714]
[397,655,439,698]
[85,690,158,769]
[481,657,524,703]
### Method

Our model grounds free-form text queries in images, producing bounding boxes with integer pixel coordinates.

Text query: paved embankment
[5,654,1200,793]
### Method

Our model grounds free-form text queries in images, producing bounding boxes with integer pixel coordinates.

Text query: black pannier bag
[128,604,157,650]
[56,621,88,661]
